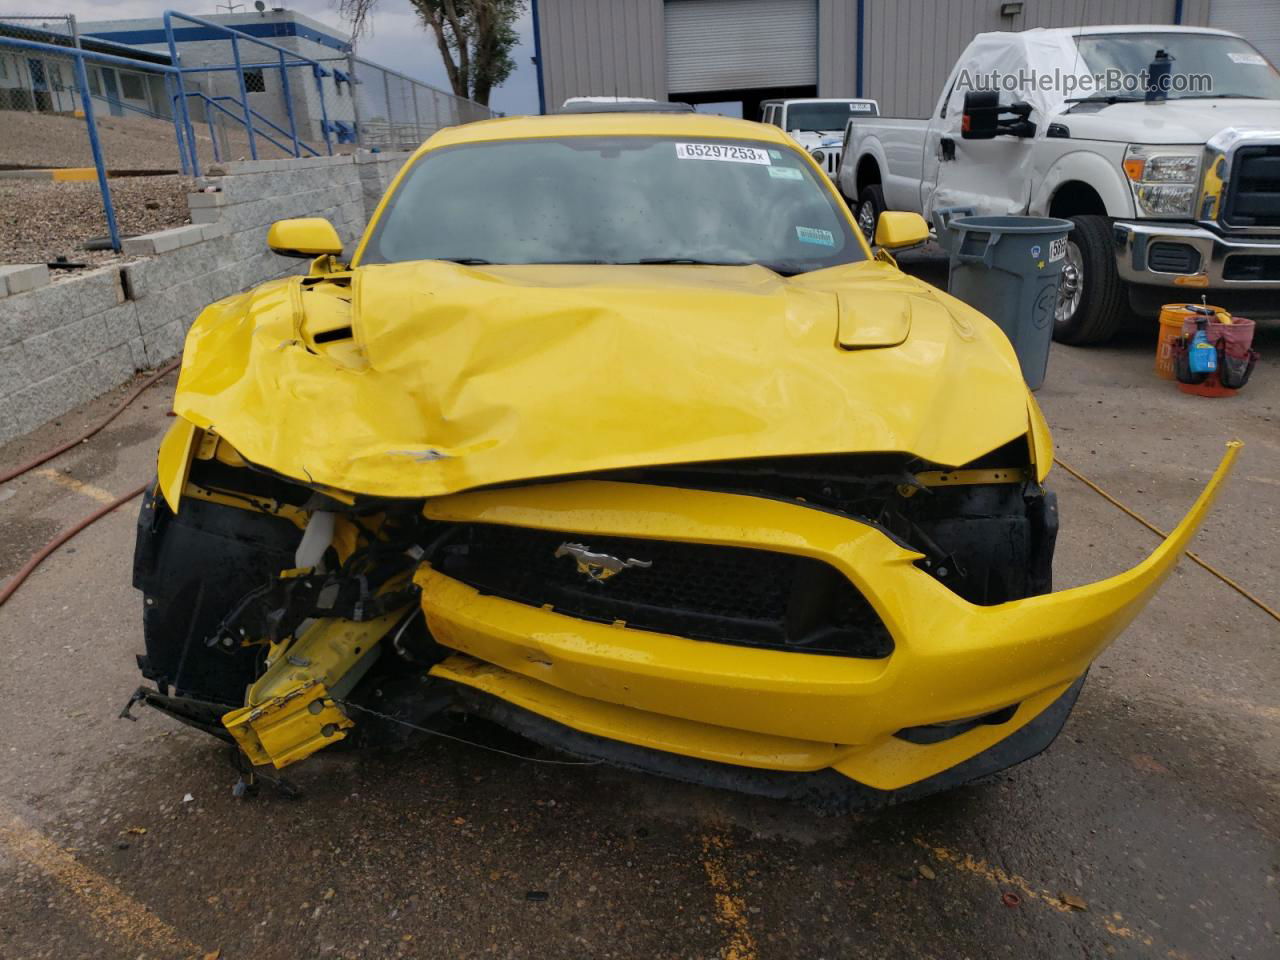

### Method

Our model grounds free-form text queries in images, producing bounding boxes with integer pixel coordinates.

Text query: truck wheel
[856,185,885,242]
[1053,215,1126,345]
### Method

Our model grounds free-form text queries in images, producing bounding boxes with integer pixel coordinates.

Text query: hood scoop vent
[835,290,913,349]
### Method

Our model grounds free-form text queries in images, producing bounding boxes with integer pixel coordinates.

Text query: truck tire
[856,185,885,242]
[1053,215,1127,345]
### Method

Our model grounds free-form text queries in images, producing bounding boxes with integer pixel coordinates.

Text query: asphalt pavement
[1,255,1277,959]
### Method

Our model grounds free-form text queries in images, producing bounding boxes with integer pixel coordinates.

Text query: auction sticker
[675,142,771,164]
[796,225,835,247]
[1049,237,1067,262]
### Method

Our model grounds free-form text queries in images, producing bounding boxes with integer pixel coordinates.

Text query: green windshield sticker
[768,149,782,159]
[768,166,804,181]
[796,226,835,247]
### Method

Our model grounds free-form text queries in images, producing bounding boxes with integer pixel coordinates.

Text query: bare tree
[338,0,525,107]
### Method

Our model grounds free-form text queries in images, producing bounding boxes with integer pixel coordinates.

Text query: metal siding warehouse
[532,0,1217,118]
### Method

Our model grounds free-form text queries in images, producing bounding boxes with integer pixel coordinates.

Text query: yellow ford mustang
[129,110,1236,807]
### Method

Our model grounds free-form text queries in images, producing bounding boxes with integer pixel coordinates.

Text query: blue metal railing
[163,11,338,176]
[189,92,323,164]
[0,12,495,259]
[0,34,186,252]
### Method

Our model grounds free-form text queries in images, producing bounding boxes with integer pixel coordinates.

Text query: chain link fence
[0,15,83,113]
[346,56,496,151]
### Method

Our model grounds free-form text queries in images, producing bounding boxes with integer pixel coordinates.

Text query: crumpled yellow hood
[173,259,1034,498]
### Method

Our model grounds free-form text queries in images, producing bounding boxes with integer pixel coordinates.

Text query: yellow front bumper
[417,444,1238,792]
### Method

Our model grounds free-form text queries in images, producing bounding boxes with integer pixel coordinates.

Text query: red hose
[0,358,180,485]
[0,482,148,607]
[0,359,181,608]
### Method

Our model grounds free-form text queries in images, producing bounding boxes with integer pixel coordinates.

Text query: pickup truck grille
[1223,145,1280,228]
[433,523,894,659]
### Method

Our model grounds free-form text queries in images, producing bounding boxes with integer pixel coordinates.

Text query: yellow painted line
[51,167,98,182]
[914,838,1162,949]
[700,831,757,960]
[34,468,117,506]
[0,813,204,957]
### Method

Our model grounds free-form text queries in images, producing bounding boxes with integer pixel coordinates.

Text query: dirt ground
[0,175,193,266]
[0,253,1276,959]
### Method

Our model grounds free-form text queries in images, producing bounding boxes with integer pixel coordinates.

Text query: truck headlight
[811,149,826,164]
[1123,145,1201,217]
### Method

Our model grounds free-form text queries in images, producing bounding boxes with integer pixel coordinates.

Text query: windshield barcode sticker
[796,226,835,247]
[1049,238,1067,262]
[675,143,771,165]
[1228,52,1266,66]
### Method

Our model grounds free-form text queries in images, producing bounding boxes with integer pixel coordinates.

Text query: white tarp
[935,29,1083,140]
[928,30,1081,217]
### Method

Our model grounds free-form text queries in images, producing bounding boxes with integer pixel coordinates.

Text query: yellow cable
[1054,457,1280,625]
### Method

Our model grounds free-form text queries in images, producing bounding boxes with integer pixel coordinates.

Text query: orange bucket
[1155,303,1228,379]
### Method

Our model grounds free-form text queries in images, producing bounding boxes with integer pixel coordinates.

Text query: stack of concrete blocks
[0,151,411,445]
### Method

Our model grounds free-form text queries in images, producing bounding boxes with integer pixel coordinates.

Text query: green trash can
[944,216,1073,390]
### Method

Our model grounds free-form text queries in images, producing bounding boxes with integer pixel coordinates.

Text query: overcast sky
[0,0,541,114]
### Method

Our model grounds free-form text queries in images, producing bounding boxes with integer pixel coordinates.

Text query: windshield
[1073,32,1280,100]
[785,102,871,131]
[359,136,863,274]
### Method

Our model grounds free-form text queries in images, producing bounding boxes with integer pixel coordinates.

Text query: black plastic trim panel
[452,673,1088,812]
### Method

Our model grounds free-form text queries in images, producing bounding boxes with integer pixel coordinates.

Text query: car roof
[772,98,878,105]
[559,100,695,114]
[1030,24,1241,39]
[418,112,795,154]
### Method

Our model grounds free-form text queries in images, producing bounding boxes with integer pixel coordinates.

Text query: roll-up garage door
[665,0,817,93]
[1210,0,1280,69]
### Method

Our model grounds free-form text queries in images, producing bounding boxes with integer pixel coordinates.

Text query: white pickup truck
[838,26,1280,344]
[761,98,879,179]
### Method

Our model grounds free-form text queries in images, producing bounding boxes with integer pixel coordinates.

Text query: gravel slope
[0,176,193,266]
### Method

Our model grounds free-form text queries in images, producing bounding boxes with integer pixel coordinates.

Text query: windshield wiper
[633,257,751,266]
[1172,94,1268,100]
[435,257,492,265]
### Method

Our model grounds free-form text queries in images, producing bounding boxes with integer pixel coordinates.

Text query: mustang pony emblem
[555,542,653,582]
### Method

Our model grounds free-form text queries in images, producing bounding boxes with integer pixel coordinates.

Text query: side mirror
[961,90,1001,139]
[874,211,929,249]
[961,90,1036,139]
[267,218,343,259]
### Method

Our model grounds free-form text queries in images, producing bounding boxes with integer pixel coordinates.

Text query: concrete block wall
[0,150,411,446]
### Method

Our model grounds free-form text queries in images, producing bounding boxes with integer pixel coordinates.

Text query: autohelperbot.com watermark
[955,67,1212,98]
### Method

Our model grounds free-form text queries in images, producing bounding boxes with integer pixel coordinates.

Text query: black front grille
[1147,241,1201,274]
[1223,254,1280,281]
[1224,145,1280,228]
[434,524,894,659]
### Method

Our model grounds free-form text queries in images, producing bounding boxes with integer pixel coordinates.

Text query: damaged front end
[129,414,1239,808]
[127,243,1237,806]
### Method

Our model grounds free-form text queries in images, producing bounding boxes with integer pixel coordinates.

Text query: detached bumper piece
[417,444,1237,794]
[221,609,404,769]
[223,680,352,769]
